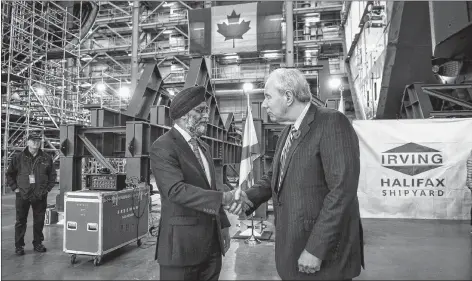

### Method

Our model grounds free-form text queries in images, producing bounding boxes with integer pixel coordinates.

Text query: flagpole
[243,87,261,245]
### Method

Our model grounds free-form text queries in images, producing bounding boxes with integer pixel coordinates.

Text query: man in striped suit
[239,68,365,280]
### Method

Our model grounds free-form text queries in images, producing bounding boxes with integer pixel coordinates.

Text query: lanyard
[30,155,41,175]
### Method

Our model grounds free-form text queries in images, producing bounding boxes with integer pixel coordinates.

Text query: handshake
[222,188,254,216]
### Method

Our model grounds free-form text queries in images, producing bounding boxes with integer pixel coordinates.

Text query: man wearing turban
[150,86,251,280]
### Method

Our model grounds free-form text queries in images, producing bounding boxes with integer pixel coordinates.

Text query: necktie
[189,138,205,170]
[277,126,297,191]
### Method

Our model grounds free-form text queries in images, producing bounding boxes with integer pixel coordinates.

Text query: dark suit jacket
[150,127,231,267]
[246,105,364,280]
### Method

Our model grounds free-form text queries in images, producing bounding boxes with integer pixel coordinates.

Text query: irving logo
[381,142,443,176]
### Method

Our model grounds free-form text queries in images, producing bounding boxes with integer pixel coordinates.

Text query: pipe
[215,89,265,97]
[131,0,140,91]
[58,1,99,49]
[285,1,294,67]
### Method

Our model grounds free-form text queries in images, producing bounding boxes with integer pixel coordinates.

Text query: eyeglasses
[193,105,209,114]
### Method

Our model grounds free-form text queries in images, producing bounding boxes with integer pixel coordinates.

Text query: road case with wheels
[63,185,149,266]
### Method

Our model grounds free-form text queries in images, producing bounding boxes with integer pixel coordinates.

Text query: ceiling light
[328,77,342,90]
[96,82,106,92]
[243,83,253,92]
[36,87,45,95]
[119,87,130,98]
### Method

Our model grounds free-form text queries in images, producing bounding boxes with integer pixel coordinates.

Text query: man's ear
[284,90,294,106]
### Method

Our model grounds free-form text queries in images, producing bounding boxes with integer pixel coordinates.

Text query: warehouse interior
[1,1,472,280]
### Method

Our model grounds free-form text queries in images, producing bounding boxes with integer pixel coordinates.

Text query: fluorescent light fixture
[328,77,342,90]
[224,55,239,60]
[193,27,204,31]
[163,2,174,7]
[270,18,284,21]
[163,29,174,34]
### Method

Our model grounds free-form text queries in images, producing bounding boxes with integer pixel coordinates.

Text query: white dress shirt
[174,124,212,186]
[280,102,311,146]
[293,102,311,131]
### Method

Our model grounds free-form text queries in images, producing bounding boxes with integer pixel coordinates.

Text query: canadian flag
[188,2,283,55]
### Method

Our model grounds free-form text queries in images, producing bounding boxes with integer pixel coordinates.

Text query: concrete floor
[1,187,471,280]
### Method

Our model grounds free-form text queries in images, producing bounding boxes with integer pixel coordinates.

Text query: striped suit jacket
[246,105,364,280]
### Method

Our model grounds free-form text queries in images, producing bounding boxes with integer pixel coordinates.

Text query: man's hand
[228,189,253,215]
[222,227,231,253]
[222,189,237,206]
[298,249,322,274]
[14,189,19,193]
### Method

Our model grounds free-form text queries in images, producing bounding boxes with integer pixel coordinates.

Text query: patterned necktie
[189,138,205,170]
[277,126,297,191]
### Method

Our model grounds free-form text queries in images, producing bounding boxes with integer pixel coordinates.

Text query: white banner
[353,118,472,220]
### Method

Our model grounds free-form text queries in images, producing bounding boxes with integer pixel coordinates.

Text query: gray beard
[186,118,205,137]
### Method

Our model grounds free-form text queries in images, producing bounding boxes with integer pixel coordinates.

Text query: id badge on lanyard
[29,174,36,184]
[30,157,39,184]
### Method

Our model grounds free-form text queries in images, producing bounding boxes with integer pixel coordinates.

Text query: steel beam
[126,62,163,119]
[141,1,165,23]
[376,1,437,119]
[106,1,130,16]
[178,1,193,10]
[173,56,189,70]
[422,88,472,110]
[79,126,127,134]
[78,134,118,174]
[430,110,472,118]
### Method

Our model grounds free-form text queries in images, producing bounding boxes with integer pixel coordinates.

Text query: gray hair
[266,68,312,103]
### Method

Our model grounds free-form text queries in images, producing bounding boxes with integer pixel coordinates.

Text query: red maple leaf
[216,10,251,48]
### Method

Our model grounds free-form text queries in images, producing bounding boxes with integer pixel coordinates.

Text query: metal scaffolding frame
[79,1,344,103]
[1,0,347,195]
[1,1,87,194]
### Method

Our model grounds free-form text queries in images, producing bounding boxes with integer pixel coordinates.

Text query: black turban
[169,86,206,120]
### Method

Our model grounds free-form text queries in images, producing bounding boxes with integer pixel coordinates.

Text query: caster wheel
[70,254,76,264]
[137,239,142,247]
[93,256,102,266]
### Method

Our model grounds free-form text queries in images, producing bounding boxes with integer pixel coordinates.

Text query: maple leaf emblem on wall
[216,10,251,48]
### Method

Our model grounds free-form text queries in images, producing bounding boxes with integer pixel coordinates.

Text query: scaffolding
[1,1,87,194]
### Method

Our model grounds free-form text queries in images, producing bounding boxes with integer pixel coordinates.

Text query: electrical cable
[129,179,158,249]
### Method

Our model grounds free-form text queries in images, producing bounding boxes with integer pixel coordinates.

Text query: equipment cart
[63,185,149,265]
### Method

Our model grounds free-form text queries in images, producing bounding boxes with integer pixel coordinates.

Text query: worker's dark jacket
[6,148,56,201]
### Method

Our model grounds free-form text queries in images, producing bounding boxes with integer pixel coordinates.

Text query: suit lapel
[272,125,291,193]
[278,104,317,195]
[171,128,211,189]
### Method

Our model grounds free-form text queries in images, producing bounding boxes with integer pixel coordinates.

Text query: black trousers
[15,193,48,248]
[160,236,222,280]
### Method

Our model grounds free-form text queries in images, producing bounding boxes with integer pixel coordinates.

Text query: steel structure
[399,7,472,119]
[1,1,100,194]
[56,57,242,212]
[75,1,345,121]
